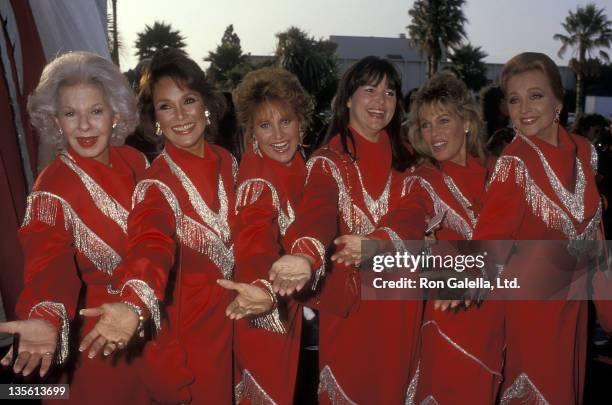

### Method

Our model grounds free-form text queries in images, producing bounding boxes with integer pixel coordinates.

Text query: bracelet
[251,279,277,310]
[122,301,145,338]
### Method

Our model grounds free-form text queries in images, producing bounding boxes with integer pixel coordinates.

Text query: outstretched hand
[0,319,57,377]
[217,279,273,319]
[79,303,138,359]
[269,254,313,296]
[332,235,374,267]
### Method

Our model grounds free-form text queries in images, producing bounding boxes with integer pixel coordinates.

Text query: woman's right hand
[217,279,273,319]
[0,319,58,377]
[269,254,313,296]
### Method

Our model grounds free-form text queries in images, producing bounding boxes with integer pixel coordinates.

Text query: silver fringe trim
[318,365,358,405]
[250,280,286,334]
[499,372,550,405]
[291,237,326,290]
[29,301,69,364]
[443,174,477,227]
[353,162,392,224]
[422,320,503,378]
[405,362,419,405]
[162,150,231,242]
[23,192,122,274]
[60,152,129,233]
[306,156,375,236]
[117,279,160,331]
[232,155,239,185]
[235,369,278,405]
[235,178,295,236]
[519,134,585,223]
[402,176,474,240]
[133,180,234,279]
[489,156,601,243]
[377,226,408,252]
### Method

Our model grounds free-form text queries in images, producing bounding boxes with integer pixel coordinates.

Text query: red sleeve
[234,183,281,283]
[16,194,82,364]
[110,183,177,331]
[282,157,340,286]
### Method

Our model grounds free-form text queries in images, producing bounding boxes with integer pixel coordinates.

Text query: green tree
[407,0,467,78]
[554,3,612,114]
[446,43,489,92]
[274,27,338,148]
[205,25,252,91]
[134,21,187,61]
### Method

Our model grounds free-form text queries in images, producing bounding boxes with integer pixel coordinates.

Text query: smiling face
[153,76,207,156]
[252,101,300,165]
[54,82,118,165]
[419,102,468,166]
[347,76,397,141]
[506,69,562,144]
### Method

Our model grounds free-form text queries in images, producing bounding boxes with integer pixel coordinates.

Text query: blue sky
[117,0,612,70]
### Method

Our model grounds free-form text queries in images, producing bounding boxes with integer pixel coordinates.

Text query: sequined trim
[133,180,234,279]
[235,178,295,236]
[489,156,601,243]
[235,369,278,405]
[402,176,474,240]
[29,302,69,364]
[590,143,598,175]
[443,174,477,227]
[422,320,503,378]
[162,150,231,242]
[291,237,326,290]
[250,280,285,334]
[318,365,358,405]
[420,396,440,405]
[404,362,419,405]
[519,134,585,223]
[377,226,407,252]
[353,161,392,224]
[23,192,122,274]
[499,372,549,405]
[117,279,160,331]
[59,152,129,233]
[141,152,150,169]
[232,155,239,185]
[306,156,375,235]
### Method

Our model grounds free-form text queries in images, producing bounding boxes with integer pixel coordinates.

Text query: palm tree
[407,0,467,78]
[554,3,612,114]
[446,43,489,92]
[134,21,187,61]
[107,0,120,67]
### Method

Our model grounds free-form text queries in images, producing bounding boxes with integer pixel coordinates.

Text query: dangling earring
[252,138,262,157]
[112,122,117,130]
[464,128,470,137]
[58,127,64,136]
[204,110,211,125]
[155,122,162,137]
[553,107,561,124]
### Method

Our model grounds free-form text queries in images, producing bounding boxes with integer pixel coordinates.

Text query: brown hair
[232,67,313,151]
[407,71,486,164]
[500,52,564,102]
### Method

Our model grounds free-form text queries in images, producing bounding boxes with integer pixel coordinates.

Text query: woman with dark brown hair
[269,56,420,404]
[109,47,235,404]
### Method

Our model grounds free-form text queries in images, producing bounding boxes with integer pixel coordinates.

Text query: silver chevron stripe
[499,372,549,405]
[234,369,278,405]
[133,180,234,279]
[59,152,129,233]
[235,178,295,236]
[23,192,122,274]
[318,365,358,405]
[403,176,474,240]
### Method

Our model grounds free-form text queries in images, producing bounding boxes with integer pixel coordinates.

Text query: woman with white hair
[0,51,151,405]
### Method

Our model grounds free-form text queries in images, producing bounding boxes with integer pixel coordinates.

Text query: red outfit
[285,129,422,405]
[232,149,306,405]
[473,127,601,404]
[111,141,236,404]
[383,157,504,404]
[17,146,149,405]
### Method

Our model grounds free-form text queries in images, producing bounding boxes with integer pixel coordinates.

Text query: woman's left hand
[332,235,371,266]
[217,279,273,319]
[78,303,139,359]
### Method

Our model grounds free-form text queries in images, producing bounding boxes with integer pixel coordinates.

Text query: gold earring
[155,122,162,136]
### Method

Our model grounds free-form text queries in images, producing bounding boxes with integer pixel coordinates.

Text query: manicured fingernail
[88,352,95,359]
[78,346,84,352]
